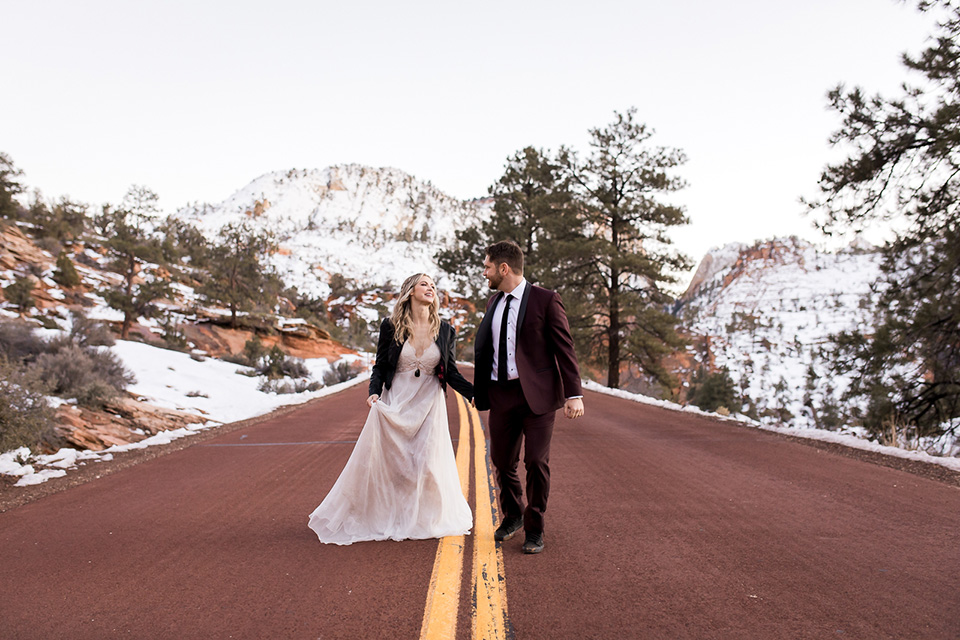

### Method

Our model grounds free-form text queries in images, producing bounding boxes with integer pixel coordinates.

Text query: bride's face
[411,276,437,306]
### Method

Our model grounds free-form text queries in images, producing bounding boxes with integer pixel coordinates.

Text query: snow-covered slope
[682,237,881,431]
[175,165,487,297]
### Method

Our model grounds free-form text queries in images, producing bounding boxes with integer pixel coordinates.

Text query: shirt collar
[505,278,527,300]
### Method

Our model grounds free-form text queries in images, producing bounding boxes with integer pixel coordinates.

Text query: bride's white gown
[308,341,473,544]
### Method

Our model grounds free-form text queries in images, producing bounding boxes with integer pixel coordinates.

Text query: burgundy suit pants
[487,379,555,535]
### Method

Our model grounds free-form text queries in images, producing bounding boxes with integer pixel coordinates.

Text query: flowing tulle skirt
[308,368,472,545]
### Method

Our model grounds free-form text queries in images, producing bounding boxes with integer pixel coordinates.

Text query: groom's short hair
[486,240,524,275]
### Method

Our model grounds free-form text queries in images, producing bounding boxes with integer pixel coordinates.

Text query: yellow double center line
[420,395,510,639]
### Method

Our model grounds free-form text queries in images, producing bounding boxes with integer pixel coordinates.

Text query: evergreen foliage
[0,152,25,222]
[558,109,691,389]
[99,186,171,339]
[687,367,740,413]
[436,111,690,391]
[485,147,579,290]
[4,277,35,312]
[29,196,88,241]
[53,251,81,288]
[808,0,960,440]
[200,221,280,328]
[438,147,578,297]
[243,335,267,365]
[159,217,210,267]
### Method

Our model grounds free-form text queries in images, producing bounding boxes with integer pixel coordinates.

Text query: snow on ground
[583,380,960,472]
[113,340,347,424]
[1,339,370,487]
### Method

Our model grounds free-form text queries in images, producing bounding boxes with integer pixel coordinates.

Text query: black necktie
[498,294,512,382]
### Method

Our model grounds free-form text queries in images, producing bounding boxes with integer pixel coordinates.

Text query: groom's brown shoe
[494,516,523,542]
[522,532,544,554]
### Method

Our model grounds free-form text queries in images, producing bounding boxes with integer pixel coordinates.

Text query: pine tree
[53,251,81,288]
[485,147,579,289]
[808,1,960,439]
[100,186,171,339]
[437,147,577,297]
[436,113,691,391]
[32,197,88,241]
[159,216,210,268]
[4,277,35,312]
[0,152,25,222]
[688,366,740,413]
[558,108,691,389]
[201,221,279,328]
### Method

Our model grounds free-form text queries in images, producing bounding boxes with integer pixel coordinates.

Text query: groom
[473,240,584,554]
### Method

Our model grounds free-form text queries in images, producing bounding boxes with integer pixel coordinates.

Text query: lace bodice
[397,340,441,374]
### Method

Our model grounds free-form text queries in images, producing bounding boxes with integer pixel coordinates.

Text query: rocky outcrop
[182,318,352,360]
[0,225,53,272]
[54,395,207,451]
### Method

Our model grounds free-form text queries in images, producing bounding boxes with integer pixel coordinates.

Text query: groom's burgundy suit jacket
[474,283,582,415]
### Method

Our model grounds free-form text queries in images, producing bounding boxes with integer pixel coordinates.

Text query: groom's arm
[545,291,582,399]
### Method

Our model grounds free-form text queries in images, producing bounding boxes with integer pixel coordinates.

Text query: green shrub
[242,335,266,365]
[4,277,35,312]
[688,366,741,414]
[53,252,81,288]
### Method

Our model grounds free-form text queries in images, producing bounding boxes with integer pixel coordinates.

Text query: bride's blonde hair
[390,273,441,345]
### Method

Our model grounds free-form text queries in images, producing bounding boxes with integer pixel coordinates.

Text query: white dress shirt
[490,279,526,381]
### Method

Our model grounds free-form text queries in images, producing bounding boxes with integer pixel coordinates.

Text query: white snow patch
[582,380,960,473]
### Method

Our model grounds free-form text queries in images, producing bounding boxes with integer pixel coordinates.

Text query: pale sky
[2,1,935,279]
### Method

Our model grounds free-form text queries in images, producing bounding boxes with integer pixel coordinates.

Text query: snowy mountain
[175,165,488,298]
[680,237,882,433]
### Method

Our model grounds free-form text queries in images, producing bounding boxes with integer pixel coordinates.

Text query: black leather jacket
[368,318,474,401]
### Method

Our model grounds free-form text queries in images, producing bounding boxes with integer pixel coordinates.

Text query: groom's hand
[563,397,584,419]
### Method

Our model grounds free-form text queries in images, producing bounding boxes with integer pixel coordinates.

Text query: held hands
[367,394,379,407]
[563,397,584,419]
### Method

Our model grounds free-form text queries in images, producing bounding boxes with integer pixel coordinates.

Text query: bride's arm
[368,318,394,400]
[443,325,474,401]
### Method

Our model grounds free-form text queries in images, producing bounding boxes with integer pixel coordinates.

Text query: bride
[308,273,475,544]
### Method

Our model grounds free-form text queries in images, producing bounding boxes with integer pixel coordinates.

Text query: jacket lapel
[516,283,532,335]
[477,292,503,352]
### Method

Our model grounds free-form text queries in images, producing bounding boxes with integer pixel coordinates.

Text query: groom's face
[482,255,504,290]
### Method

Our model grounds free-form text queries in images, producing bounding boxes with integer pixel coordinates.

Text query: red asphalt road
[1,378,959,639]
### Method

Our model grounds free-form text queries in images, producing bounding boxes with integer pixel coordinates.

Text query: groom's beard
[486,272,502,290]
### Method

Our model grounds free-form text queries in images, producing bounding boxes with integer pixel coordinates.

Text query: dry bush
[69,310,115,347]
[323,359,363,386]
[0,358,55,452]
[31,343,134,408]
[0,318,48,363]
